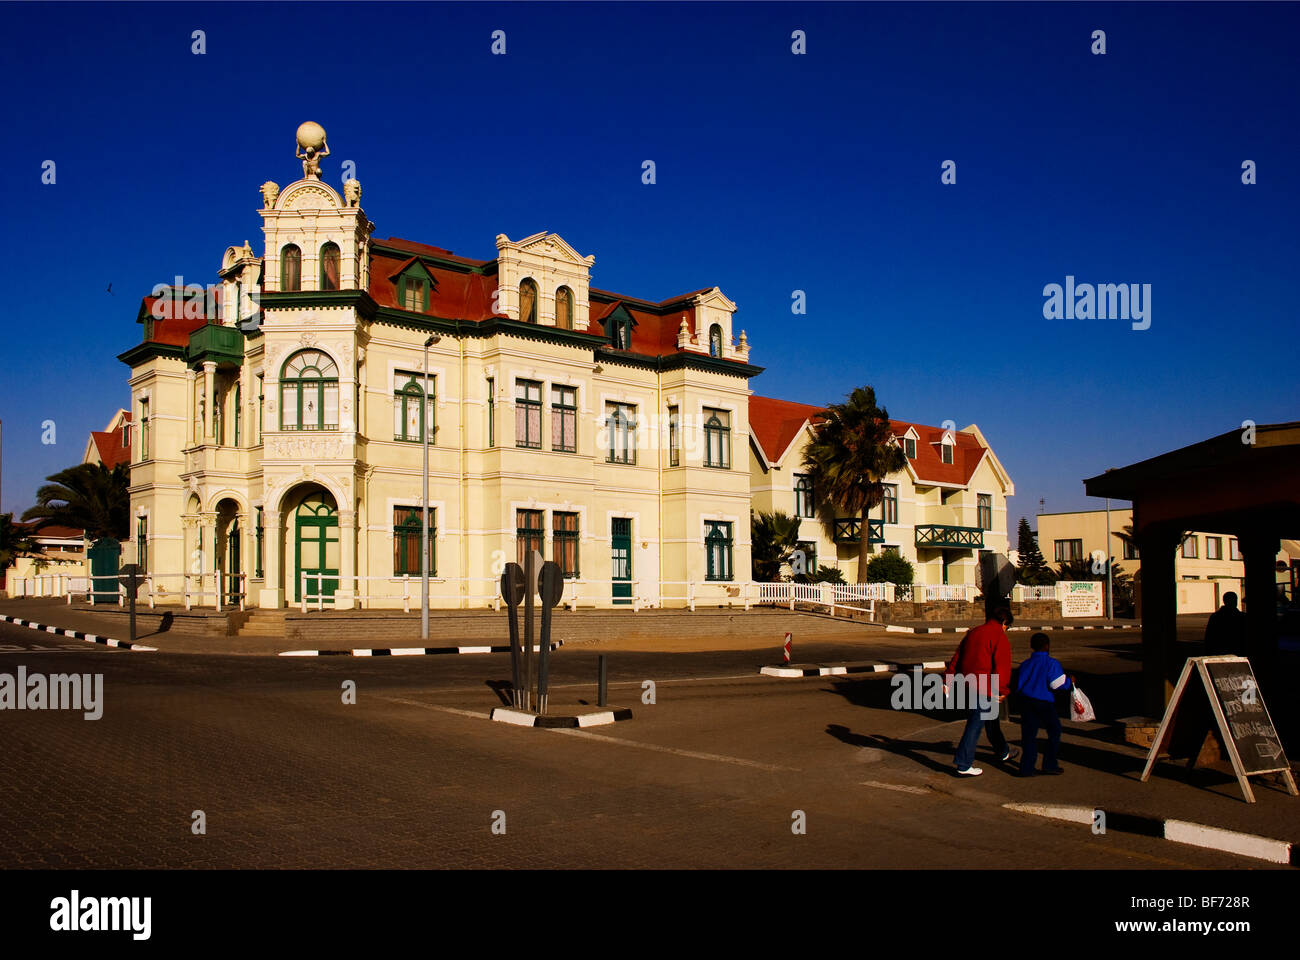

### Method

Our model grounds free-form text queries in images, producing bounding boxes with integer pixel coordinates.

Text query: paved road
[0,621,1280,869]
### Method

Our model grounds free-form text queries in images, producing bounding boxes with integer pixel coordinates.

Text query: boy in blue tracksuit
[1016,633,1074,776]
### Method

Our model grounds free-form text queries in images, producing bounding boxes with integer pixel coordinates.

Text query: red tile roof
[16,521,85,540]
[370,238,743,363]
[90,415,131,470]
[888,420,986,486]
[749,396,826,465]
[749,395,988,486]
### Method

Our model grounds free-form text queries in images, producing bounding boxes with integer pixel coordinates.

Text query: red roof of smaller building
[90,413,131,470]
[749,395,989,486]
[16,521,85,540]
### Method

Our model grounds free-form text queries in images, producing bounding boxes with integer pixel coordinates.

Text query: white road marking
[543,727,792,771]
[861,780,932,796]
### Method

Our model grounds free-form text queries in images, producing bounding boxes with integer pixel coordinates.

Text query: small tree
[864,549,914,585]
[0,513,37,579]
[750,510,802,581]
[794,564,847,585]
[1015,517,1055,586]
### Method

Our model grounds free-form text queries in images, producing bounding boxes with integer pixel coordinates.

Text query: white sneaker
[956,766,984,776]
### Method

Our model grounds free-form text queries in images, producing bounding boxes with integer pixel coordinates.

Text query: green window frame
[515,380,543,448]
[281,244,301,291]
[254,507,264,578]
[256,374,264,444]
[139,398,150,460]
[552,385,577,453]
[213,383,225,445]
[705,521,734,582]
[668,406,680,466]
[279,349,340,431]
[516,509,544,566]
[796,540,817,577]
[1206,536,1222,560]
[399,272,429,312]
[394,372,435,443]
[794,474,815,518]
[233,382,241,447]
[703,408,730,469]
[553,512,580,578]
[606,402,637,464]
[976,493,992,531]
[486,377,495,446]
[883,484,899,525]
[1229,538,1241,561]
[136,516,148,572]
[1181,534,1198,559]
[394,506,436,576]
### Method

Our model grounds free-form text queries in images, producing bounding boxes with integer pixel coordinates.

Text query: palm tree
[801,386,908,583]
[0,513,37,577]
[21,462,130,542]
[750,510,802,581]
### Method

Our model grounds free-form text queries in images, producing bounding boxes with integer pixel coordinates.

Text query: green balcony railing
[186,322,244,367]
[915,524,983,549]
[833,518,884,544]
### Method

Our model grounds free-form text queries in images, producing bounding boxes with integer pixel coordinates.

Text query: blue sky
[2,2,1297,530]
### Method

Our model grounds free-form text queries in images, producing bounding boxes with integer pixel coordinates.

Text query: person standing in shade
[1016,632,1073,776]
[946,606,1016,776]
[1204,591,1247,656]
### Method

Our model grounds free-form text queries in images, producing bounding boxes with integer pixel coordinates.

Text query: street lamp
[422,334,440,640]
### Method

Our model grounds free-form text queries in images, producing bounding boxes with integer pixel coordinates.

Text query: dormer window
[941,441,954,464]
[320,242,340,290]
[401,275,427,311]
[709,324,723,358]
[519,278,538,323]
[903,437,916,459]
[555,286,573,330]
[280,244,301,291]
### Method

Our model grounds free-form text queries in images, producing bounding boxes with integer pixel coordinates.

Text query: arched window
[320,242,340,290]
[393,373,435,442]
[518,278,538,323]
[708,324,723,358]
[555,286,573,330]
[280,349,339,431]
[281,244,301,291]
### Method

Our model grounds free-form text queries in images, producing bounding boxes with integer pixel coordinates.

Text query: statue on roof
[295,121,330,179]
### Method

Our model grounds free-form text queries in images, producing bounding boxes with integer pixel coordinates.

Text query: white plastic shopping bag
[1069,685,1096,723]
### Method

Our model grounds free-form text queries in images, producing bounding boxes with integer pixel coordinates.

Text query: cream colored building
[120,127,760,610]
[1035,508,1298,612]
[749,397,1015,587]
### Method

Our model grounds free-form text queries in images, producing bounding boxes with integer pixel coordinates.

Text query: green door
[295,494,339,602]
[611,518,632,604]
[225,521,242,604]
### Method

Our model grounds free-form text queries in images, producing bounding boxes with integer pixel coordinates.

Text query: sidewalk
[884,617,1140,634]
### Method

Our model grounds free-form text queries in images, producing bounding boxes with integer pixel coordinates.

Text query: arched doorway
[214,498,243,605]
[291,489,339,603]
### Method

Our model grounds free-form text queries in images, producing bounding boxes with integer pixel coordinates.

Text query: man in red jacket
[946,606,1016,776]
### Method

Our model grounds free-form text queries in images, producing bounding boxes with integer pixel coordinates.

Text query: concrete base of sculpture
[490,706,633,728]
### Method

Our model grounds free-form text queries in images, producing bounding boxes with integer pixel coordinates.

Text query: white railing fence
[5,571,1027,617]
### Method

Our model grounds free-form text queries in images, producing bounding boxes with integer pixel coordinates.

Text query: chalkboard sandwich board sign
[1141,656,1298,804]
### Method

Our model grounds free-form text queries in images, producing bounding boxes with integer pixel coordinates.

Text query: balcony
[186,322,244,367]
[833,518,884,544]
[915,524,983,549]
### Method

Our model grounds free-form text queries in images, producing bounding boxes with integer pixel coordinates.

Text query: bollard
[598,654,608,707]
[783,632,792,664]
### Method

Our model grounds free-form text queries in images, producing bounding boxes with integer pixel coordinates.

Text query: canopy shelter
[1085,422,1300,717]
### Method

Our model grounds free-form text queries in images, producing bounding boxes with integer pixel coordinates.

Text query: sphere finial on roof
[295,122,329,179]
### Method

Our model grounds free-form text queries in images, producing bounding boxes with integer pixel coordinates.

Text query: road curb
[489,706,633,728]
[0,614,156,651]
[1002,801,1297,865]
[279,641,563,657]
[883,624,1138,634]
[760,662,896,678]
